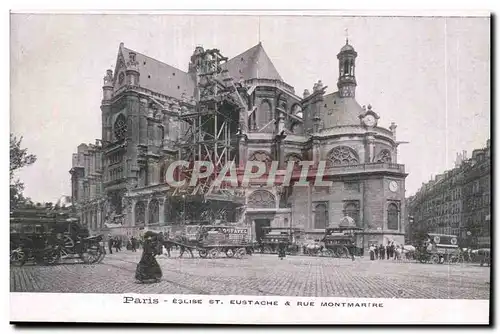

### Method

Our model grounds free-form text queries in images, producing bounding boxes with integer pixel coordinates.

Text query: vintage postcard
[9,11,491,324]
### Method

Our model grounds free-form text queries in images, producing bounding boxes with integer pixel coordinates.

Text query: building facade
[71,40,408,248]
[407,140,491,247]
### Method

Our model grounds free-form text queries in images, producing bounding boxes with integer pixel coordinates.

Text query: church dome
[340,42,355,53]
[321,92,365,128]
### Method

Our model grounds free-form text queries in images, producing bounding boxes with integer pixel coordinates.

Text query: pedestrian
[369,244,375,260]
[278,241,287,260]
[390,242,395,259]
[386,244,390,260]
[114,237,120,253]
[379,244,385,260]
[107,235,113,255]
[135,231,162,284]
[374,245,379,260]
[157,232,165,255]
[130,236,137,252]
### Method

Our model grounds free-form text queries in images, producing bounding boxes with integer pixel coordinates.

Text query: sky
[10,14,490,203]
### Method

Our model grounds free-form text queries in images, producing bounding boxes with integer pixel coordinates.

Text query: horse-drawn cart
[416,233,461,264]
[322,226,363,258]
[257,227,302,255]
[163,225,252,259]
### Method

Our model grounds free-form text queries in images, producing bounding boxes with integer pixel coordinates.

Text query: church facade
[70,40,408,249]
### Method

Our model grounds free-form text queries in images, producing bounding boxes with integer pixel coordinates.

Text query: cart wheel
[235,248,246,259]
[208,249,219,258]
[225,249,235,258]
[10,249,26,266]
[323,249,334,257]
[198,250,208,258]
[430,255,440,264]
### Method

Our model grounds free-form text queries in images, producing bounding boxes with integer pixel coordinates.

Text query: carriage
[10,208,104,266]
[322,226,363,258]
[257,227,302,255]
[415,233,461,264]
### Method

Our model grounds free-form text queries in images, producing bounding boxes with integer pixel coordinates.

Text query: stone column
[307,182,312,230]
[144,199,150,226]
[236,133,248,169]
[130,198,137,227]
[239,107,248,133]
[365,133,375,163]
[159,198,165,226]
[275,132,287,169]
[312,139,321,163]
[139,98,148,146]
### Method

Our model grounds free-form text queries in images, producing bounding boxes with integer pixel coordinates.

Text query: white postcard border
[10,293,490,324]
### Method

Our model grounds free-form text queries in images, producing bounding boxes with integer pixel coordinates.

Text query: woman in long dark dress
[135,231,162,283]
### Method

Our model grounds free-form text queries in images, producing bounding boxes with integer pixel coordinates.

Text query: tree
[10,134,36,210]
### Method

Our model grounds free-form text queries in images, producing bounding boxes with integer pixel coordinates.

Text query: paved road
[10,250,490,299]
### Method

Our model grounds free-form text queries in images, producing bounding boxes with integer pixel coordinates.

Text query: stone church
[70,39,408,248]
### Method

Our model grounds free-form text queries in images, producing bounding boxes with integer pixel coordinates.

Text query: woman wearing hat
[135,231,162,283]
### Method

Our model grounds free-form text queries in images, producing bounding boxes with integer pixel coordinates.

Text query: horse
[303,240,324,256]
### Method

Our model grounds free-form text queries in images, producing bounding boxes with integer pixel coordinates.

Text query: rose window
[328,146,359,165]
[114,114,127,140]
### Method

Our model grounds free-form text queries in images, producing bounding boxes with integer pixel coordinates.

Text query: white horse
[303,240,324,255]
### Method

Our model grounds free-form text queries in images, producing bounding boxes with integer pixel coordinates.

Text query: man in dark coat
[130,236,137,252]
[107,235,114,254]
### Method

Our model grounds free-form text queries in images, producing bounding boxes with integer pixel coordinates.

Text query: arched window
[148,199,159,225]
[376,149,392,163]
[248,190,275,209]
[135,201,146,226]
[343,201,360,227]
[314,203,328,229]
[258,100,272,129]
[387,203,399,230]
[327,146,359,165]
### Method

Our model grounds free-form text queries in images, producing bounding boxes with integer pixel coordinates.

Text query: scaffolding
[171,47,248,224]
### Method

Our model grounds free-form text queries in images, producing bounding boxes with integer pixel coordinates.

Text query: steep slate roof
[320,92,365,128]
[120,45,195,100]
[116,42,283,100]
[223,42,283,81]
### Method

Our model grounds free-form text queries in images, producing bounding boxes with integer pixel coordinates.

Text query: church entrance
[254,219,271,242]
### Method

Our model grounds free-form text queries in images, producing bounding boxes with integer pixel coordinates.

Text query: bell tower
[337,38,358,98]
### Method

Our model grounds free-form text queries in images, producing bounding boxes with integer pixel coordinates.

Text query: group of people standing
[368,242,401,261]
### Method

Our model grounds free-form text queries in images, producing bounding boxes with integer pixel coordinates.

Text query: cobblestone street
[10,250,490,299]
